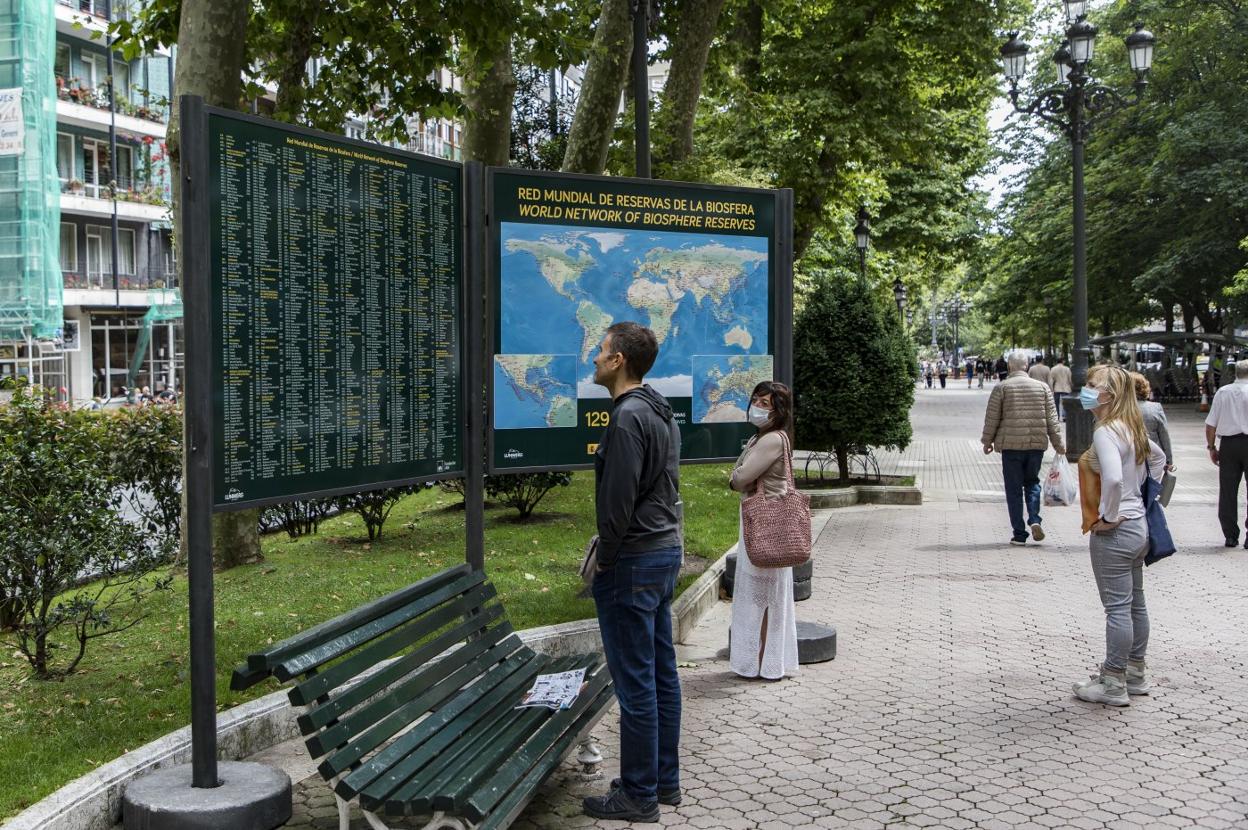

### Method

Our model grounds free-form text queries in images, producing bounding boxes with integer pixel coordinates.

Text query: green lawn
[0,465,739,819]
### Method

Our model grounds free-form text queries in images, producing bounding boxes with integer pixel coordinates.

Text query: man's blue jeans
[592,547,683,803]
[1001,449,1045,541]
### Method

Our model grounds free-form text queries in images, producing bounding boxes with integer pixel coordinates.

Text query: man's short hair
[1007,353,1028,373]
[1237,361,1248,380]
[606,321,659,380]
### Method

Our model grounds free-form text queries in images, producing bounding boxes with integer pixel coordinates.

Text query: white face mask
[748,405,771,428]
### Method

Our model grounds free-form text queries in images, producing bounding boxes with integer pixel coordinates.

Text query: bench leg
[335,794,352,830]
[576,734,604,779]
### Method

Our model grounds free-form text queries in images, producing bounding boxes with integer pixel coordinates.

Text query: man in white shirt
[1206,360,1248,547]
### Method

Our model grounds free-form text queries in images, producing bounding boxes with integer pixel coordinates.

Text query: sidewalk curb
[805,476,923,508]
[7,559,731,830]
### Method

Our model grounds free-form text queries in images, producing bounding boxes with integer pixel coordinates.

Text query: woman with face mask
[727,381,800,680]
[1074,365,1167,706]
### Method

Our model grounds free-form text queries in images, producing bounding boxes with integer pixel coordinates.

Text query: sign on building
[0,88,24,156]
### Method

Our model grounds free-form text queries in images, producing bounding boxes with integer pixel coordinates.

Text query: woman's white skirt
[729,507,800,679]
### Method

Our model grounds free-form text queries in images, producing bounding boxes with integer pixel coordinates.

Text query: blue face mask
[1079,386,1103,410]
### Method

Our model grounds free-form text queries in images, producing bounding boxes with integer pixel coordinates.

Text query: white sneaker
[1126,662,1151,695]
[1030,523,1045,542]
[1073,671,1129,706]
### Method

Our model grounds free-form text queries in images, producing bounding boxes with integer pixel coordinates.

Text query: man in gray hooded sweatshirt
[582,321,683,824]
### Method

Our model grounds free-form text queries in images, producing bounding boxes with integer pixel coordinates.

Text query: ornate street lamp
[853,206,870,282]
[893,277,907,316]
[1000,9,1157,456]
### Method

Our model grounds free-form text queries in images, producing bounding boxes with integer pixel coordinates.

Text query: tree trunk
[462,39,517,166]
[273,5,321,123]
[653,0,726,172]
[733,0,763,86]
[561,0,633,174]
[836,444,850,483]
[170,0,256,570]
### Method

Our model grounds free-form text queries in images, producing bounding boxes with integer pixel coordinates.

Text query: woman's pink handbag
[741,432,811,568]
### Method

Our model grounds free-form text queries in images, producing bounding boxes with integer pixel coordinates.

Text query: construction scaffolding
[0,0,61,342]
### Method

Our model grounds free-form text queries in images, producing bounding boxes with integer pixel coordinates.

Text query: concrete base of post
[1064,397,1095,461]
[121,761,291,830]
[797,621,837,664]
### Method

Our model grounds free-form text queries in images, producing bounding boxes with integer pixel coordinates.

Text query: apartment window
[117,228,135,274]
[60,223,78,272]
[56,133,74,182]
[113,61,131,103]
[86,226,135,275]
[55,43,70,80]
[115,144,133,189]
[80,53,100,88]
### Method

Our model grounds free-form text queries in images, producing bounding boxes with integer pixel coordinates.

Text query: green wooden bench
[232,563,614,830]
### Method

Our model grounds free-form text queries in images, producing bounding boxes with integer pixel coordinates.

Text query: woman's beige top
[729,430,790,498]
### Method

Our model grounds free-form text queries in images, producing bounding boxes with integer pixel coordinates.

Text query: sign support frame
[464,161,486,572]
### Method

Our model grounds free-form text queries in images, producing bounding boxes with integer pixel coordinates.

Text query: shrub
[336,485,425,542]
[793,273,917,480]
[0,381,173,678]
[485,472,572,520]
[263,498,334,539]
[106,404,183,542]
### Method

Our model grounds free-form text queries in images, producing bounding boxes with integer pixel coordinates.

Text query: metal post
[178,95,220,789]
[464,162,486,573]
[858,249,866,283]
[929,289,938,350]
[631,0,651,178]
[775,189,795,388]
[106,0,120,309]
[1071,128,1089,389]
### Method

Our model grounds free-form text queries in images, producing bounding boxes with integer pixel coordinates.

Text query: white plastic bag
[1044,455,1077,506]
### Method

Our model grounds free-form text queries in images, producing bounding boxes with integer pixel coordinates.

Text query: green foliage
[510,63,574,170]
[0,383,174,679]
[106,405,183,542]
[485,472,573,520]
[336,485,427,542]
[793,272,917,479]
[262,498,334,539]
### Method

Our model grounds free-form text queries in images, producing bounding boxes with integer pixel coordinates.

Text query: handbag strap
[752,430,795,496]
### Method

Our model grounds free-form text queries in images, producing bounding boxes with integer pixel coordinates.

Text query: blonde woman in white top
[727,381,799,680]
[1074,365,1166,706]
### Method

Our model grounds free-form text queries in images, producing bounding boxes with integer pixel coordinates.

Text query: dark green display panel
[489,169,781,472]
[208,111,462,509]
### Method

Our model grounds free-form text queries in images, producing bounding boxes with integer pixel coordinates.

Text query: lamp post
[1000,7,1156,455]
[1044,293,1055,362]
[854,206,870,283]
[945,294,969,366]
[893,277,907,318]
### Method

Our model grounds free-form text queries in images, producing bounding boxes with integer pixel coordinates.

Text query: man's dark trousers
[592,546,683,803]
[1002,449,1045,541]
[1217,435,1248,543]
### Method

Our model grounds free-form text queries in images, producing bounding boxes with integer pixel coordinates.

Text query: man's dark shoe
[1227,538,1239,548]
[583,787,660,822]
[611,777,682,806]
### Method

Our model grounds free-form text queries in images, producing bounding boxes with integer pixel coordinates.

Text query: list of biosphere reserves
[490,169,778,471]
[208,112,461,508]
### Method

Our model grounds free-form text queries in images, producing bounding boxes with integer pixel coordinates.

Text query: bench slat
[343,650,552,802]
[247,564,471,673]
[417,655,601,814]
[290,583,500,707]
[468,683,618,829]
[275,570,486,681]
[309,625,519,760]
[447,662,613,818]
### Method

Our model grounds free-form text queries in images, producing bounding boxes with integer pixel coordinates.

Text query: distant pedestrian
[977,358,987,389]
[995,356,1008,382]
[924,362,934,389]
[1131,372,1173,469]
[1050,359,1073,420]
[1072,365,1166,707]
[1205,360,1248,548]
[728,381,799,681]
[1028,360,1051,387]
[584,321,683,823]
[980,353,1066,545]
[966,359,975,388]
[938,360,948,389]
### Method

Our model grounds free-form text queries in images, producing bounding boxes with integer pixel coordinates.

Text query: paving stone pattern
[284,387,1248,829]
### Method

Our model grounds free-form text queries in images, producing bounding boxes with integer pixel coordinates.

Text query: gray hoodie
[593,384,682,567]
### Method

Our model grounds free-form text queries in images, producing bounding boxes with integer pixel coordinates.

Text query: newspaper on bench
[516,668,587,710]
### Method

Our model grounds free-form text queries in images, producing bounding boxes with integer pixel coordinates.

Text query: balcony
[63,268,179,309]
[56,79,169,138]
[60,179,171,224]
[54,0,109,37]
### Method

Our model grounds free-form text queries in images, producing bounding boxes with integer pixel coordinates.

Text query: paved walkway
[281,385,1248,829]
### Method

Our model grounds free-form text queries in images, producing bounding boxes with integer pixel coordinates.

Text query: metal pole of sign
[631,0,651,178]
[178,94,220,789]
[775,189,795,389]
[464,162,486,573]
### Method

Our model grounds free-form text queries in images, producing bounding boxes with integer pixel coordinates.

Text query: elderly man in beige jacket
[982,353,1067,546]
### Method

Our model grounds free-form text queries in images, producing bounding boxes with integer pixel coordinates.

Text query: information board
[488,169,786,472]
[206,110,462,509]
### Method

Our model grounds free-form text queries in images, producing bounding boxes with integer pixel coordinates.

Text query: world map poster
[490,170,785,471]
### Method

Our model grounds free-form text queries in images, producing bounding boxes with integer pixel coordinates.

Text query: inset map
[493,355,578,429]
[692,355,774,424]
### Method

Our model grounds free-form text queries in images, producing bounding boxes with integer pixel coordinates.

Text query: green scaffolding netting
[0,0,60,342]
